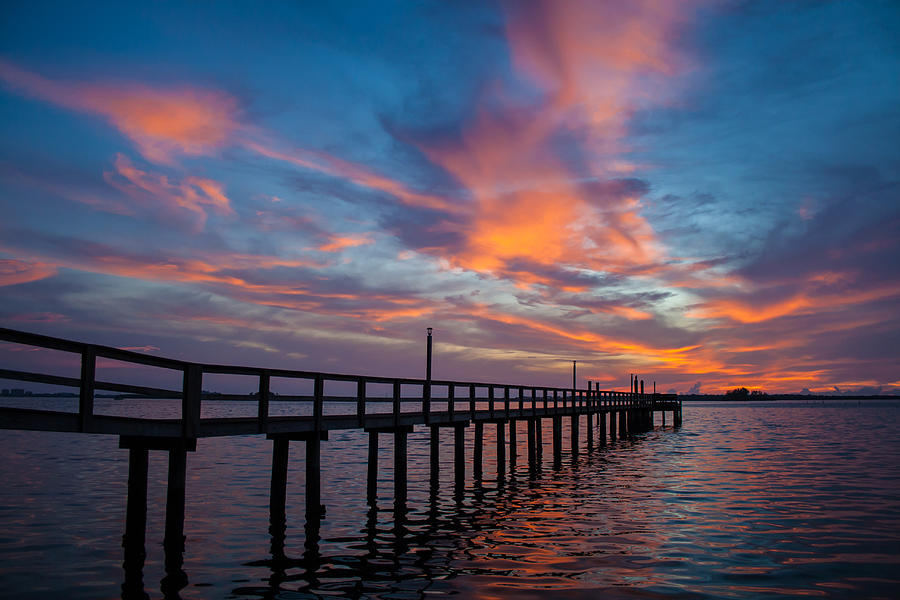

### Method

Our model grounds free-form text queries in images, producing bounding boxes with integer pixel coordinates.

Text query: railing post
[518,386,524,413]
[469,384,476,419]
[314,374,324,432]
[448,384,455,419]
[181,364,201,439]
[79,345,96,433]
[357,378,366,427]
[393,380,401,428]
[424,379,431,424]
[488,386,495,418]
[258,371,270,434]
[504,386,510,418]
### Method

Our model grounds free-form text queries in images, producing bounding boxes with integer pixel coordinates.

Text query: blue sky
[1,0,898,394]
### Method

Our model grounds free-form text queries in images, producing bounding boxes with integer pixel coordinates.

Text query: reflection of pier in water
[0,327,682,598]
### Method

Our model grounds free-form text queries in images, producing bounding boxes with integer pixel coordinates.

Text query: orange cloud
[407,1,702,284]
[102,154,233,230]
[316,234,373,253]
[0,258,57,286]
[688,284,900,324]
[0,59,240,164]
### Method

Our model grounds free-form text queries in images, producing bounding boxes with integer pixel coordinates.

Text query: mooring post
[473,422,484,480]
[496,422,506,478]
[367,431,378,504]
[454,424,466,489]
[394,427,409,505]
[122,445,148,597]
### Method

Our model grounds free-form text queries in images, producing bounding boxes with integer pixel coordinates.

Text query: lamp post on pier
[426,327,433,381]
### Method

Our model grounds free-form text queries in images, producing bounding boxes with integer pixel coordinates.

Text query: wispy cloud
[0,59,240,164]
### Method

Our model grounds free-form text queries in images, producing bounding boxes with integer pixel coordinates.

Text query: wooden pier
[0,327,682,594]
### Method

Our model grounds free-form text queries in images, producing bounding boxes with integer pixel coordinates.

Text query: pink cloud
[0,258,58,286]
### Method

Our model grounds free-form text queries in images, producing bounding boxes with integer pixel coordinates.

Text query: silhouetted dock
[0,327,681,595]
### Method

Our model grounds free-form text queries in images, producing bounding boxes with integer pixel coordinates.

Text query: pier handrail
[1,327,678,437]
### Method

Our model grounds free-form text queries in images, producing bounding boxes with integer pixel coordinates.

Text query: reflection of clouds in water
[1,401,899,597]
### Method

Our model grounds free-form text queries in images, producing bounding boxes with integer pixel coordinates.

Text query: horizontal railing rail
[1,327,679,437]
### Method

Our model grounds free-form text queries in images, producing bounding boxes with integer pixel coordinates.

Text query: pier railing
[0,327,678,438]
[1,326,684,597]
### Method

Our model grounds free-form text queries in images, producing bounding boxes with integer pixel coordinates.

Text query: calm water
[1,400,899,599]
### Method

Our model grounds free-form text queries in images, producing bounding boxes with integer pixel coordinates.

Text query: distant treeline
[679,394,900,401]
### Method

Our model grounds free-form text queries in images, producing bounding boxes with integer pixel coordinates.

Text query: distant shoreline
[679,394,900,402]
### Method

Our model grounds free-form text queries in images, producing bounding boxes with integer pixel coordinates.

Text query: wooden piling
[570,414,579,456]
[526,418,536,469]
[496,422,506,478]
[367,432,378,504]
[474,422,484,480]
[164,446,187,553]
[430,425,440,485]
[122,446,148,595]
[509,420,517,469]
[270,438,289,519]
[306,434,322,517]
[394,428,408,505]
[552,416,562,464]
[454,424,466,488]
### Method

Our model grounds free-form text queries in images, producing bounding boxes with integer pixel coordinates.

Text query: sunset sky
[1,1,898,394]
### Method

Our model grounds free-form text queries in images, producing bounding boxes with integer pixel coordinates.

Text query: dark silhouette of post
[453,424,465,490]
[367,432,378,503]
[424,328,433,421]
[509,420,517,469]
[572,361,576,394]
[426,327,433,380]
[394,428,408,506]
[122,446,149,599]
[474,422,484,480]
[496,423,506,478]
[430,425,440,486]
